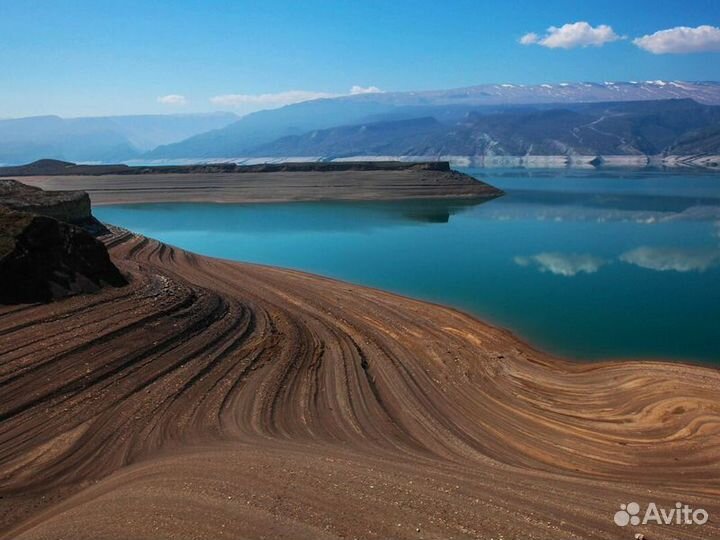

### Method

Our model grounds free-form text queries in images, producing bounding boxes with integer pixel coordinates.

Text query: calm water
[95,169,720,363]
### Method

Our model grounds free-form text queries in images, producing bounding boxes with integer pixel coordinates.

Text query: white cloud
[620,246,720,272]
[210,86,383,110]
[210,90,336,108]
[514,252,607,276]
[350,85,382,95]
[157,94,187,106]
[633,25,720,54]
[519,32,539,45]
[520,22,621,49]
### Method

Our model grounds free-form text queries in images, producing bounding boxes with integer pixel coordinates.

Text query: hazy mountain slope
[246,117,445,158]
[102,112,238,151]
[0,113,238,165]
[248,99,720,158]
[145,100,398,159]
[0,116,138,164]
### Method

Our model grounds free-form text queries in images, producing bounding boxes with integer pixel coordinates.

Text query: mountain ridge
[243,98,720,161]
[3,82,720,165]
[145,81,720,160]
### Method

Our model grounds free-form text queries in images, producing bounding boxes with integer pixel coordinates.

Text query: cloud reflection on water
[515,247,720,276]
[514,252,607,276]
[619,246,720,273]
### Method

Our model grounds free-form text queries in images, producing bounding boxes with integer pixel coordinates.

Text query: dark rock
[0,178,91,223]
[0,207,127,304]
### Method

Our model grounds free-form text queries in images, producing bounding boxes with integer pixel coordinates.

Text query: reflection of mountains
[505,189,720,213]
[482,189,720,222]
[390,198,488,223]
[480,168,720,180]
[100,198,492,235]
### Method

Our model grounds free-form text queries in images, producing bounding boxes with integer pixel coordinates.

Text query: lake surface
[95,169,720,363]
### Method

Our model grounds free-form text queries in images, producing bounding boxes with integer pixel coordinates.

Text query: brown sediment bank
[0,159,458,177]
[1,228,719,539]
[12,162,502,205]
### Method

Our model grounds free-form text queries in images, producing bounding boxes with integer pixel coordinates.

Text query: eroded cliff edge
[0,180,126,304]
[0,178,91,223]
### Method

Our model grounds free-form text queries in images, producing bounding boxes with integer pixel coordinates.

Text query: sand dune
[1,230,719,539]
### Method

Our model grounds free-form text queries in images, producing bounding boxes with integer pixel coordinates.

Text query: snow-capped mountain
[340,81,720,106]
[148,81,720,160]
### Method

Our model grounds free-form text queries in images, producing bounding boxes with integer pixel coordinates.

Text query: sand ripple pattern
[1,231,719,539]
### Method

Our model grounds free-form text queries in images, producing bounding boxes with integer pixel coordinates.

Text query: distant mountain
[145,100,398,159]
[4,82,720,164]
[0,116,137,165]
[247,117,446,158]
[146,81,720,159]
[247,99,720,159]
[0,113,237,165]
[335,81,720,107]
[100,113,239,151]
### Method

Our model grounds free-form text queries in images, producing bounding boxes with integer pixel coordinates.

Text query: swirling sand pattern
[1,230,719,539]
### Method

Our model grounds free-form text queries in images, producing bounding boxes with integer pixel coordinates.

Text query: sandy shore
[15,169,501,205]
[1,228,719,539]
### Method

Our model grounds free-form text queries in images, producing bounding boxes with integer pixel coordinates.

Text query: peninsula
[1,160,503,205]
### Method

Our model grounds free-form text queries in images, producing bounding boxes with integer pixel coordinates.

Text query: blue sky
[1,0,719,117]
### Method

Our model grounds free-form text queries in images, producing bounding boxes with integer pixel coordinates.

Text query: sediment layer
[1,231,719,539]
[0,159,453,177]
[13,167,502,205]
[9,162,503,204]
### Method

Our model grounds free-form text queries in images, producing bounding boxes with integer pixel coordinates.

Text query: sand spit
[1,230,719,539]
[6,163,502,206]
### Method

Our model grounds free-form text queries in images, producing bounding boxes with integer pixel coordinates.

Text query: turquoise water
[95,169,720,363]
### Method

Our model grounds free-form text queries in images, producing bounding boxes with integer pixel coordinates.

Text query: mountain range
[0,113,238,165]
[247,99,720,160]
[2,81,720,165]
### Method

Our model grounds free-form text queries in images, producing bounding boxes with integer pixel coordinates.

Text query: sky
[1,0,720,118]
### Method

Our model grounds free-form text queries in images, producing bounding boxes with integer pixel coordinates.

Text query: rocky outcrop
[0,178,91,223]
[0,180,126,304]
[0,207,127,304]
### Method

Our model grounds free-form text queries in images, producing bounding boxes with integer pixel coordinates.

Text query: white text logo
[614,502,708,527]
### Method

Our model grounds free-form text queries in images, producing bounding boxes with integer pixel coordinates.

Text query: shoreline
[2,229,719,538]
[118,154,720,170]
[107,231,720,369]
[13,168,503,206]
